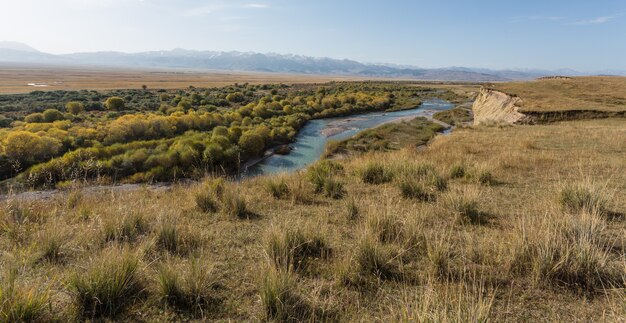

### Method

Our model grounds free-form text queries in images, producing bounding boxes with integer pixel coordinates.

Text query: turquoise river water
[242,98,454,177]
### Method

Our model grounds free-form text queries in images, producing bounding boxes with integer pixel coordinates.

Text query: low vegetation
[0,82,468,187]
[492,76,626,112]
[433,106,473,125]
[0,111,624,320]
[325,116,444,157]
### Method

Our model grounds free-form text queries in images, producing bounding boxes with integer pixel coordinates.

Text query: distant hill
[0,42,620,82]
[0,41,40,52]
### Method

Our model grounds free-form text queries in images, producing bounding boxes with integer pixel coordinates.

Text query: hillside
[1,117,624,321]
[473,77,626,125]
[492,76,626,113]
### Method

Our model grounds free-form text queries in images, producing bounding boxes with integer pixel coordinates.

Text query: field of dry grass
[1,117,624,321]
[0,64,363,94]
[493,76,626,112]
[0,64,482,95]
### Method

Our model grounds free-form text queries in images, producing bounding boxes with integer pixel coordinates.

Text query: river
[0,99,455,200]
[242,98,454,177]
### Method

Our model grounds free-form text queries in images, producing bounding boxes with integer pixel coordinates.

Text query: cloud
[243,3,269,9]
[181,2,268,17]
[570,15,617,25]
[510,15,564,23]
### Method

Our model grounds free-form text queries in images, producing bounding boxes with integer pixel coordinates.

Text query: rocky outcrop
[472,88,526,125]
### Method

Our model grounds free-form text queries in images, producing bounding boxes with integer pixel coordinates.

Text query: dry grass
[0,64,364,94]
[494,76,626,112]
[0,64,481,94]
[0,118,624,320]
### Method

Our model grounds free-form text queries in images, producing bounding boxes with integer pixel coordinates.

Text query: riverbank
[245,99,456,176]
[323,116,446,158]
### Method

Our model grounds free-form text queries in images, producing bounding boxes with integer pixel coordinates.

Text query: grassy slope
[432,107,473,125]
[324,117,445,157]
[1,118,624,321]
[493,76,626,112]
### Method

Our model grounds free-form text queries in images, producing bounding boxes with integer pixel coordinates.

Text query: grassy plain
[0,64,361,94]
[2,117,624,321]
[492,76,626,112]
[0,64,481,95]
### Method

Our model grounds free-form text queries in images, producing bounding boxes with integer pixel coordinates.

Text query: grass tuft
[443,188,484,224]
[265,226,331,272]
[37,230,67,263]
[220,189,248,218]
[154,220,201,255]
[103,212,150,243]
[264,177,290,199]
[195,191,218,213]
[68,249,142,318]
[0,272,49,322]
[260,267,315,322]
[558,181,608,214]
[306,160,344,193]
[322,177,345,199]
[449,163,467,179]
[156,258,219,314]
[398,178,434,201]
[354,237,400,281]
[345,197,360,220]
[360,162,394,184]
[367,211,405,244]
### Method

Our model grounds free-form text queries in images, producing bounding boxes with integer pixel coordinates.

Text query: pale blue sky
[1,0,624,71]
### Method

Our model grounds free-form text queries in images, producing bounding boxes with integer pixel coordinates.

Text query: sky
[0,0,624,71]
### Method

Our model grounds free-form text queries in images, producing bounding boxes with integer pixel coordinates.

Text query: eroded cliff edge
[471,88,526,125]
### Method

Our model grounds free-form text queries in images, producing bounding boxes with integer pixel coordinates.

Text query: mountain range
[1,42,624,82]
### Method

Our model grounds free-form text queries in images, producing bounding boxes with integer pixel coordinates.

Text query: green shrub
[68,251,142,318]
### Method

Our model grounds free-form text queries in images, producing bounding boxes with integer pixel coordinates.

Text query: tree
[238,131,264,159]
[104,97,125,111]
[66,101,85,115]
[42,109,65,122]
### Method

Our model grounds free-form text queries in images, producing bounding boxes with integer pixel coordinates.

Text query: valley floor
[1,118,625,321]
